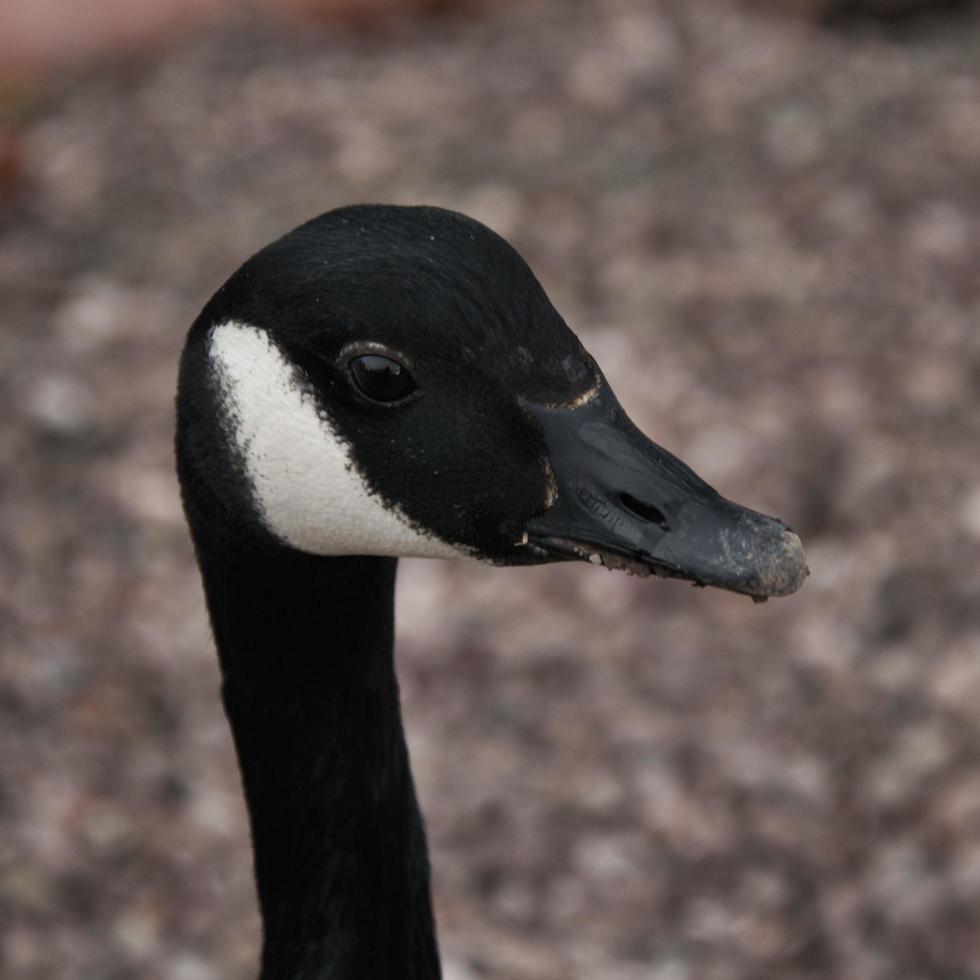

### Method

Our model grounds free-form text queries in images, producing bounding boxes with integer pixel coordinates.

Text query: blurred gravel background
[2,1,980,978]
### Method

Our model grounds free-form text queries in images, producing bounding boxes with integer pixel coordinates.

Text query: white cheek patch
[208,320,467,559]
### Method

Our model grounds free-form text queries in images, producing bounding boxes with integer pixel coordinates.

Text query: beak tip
[779,529,809,595]
[746,526,808,598]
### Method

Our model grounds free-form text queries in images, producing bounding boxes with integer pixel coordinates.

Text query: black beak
[522,382,807,601]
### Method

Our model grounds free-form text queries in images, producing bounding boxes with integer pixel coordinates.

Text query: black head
[177,204,807,599]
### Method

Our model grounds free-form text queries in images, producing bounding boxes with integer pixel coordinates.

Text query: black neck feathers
[193,536,440,979]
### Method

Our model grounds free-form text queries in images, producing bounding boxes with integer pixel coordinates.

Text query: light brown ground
[2,2,980,978]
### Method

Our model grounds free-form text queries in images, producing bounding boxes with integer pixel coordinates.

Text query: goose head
[177,204,806,600]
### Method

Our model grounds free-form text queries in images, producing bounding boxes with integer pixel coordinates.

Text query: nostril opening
[620,493,669,532]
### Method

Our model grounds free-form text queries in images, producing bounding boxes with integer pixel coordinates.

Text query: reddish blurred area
[0,0,470,81]
[2,0,975,85]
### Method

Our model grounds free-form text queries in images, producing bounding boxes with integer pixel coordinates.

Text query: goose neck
[195,545,440,979]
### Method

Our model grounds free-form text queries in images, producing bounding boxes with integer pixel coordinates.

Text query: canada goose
[175,204,807,979]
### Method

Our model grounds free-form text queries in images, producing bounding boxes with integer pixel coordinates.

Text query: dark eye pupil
[348,354,416,403]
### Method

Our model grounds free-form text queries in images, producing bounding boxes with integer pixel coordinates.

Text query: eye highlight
[347,353,418,404]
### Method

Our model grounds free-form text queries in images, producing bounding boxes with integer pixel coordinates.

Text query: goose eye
[347,354,417,404]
